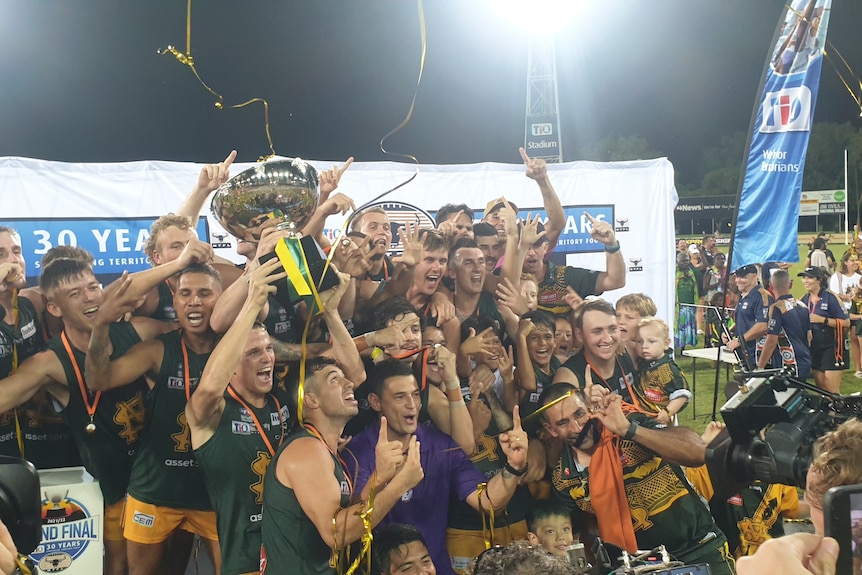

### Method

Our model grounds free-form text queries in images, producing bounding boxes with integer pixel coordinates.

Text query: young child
[510,310,559,422]
[632,317,691,423]
[553,315,575,364]
[615,293,658,356]
[520,273,539,312]
[526,500,576,558]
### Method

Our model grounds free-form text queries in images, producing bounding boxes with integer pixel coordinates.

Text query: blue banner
[732,0,831,268]
[0,217,209,281]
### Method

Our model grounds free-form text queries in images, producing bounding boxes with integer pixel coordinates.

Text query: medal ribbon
[60,330,101,426]
[10,289,24,457]
[226,385,283,457]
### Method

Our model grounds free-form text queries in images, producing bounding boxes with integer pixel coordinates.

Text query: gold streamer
[158,0,277,160]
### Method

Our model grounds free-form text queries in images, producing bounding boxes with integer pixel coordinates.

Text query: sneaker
[855,371,862,379]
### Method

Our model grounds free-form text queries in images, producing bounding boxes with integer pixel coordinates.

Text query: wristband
[604,241,621,254]
[504,462,528,477]
[623,420,639,440]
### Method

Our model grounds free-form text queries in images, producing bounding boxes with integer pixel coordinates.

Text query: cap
[797,266,824,279]
[734,264,758,276]
[484,198,519,218]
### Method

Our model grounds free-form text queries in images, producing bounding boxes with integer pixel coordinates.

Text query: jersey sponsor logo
[270,412,281,426]
[249,513,263,523]
[30,493,99,570]
[0,344,12,357]
[727,494,744,507]
[401,489,413,502]
[132,511,155,527]
[167,377,184,390]
[340,481,351,497]
[273,322,290,334]
[114,393,146,445]
[20,320,37,340]
[232,421,253,435]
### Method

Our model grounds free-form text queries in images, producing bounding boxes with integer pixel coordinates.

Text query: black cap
[797,266,824,279]
[734,264,758,276]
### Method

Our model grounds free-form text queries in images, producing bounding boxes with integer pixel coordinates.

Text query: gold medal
[85,417,96,434]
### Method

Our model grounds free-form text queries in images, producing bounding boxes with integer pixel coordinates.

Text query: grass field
[674,238,862,433]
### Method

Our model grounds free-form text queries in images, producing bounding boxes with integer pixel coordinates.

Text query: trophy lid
[210,157,319,242]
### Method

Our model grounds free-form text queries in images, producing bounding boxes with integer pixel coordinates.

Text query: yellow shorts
[122,495,218,544]
[104,500,127,542]
[447,520,528,575]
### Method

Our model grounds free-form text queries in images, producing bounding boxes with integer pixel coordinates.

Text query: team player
[0,246,209,575]
[260,357,424,573]
[86,263,225,575]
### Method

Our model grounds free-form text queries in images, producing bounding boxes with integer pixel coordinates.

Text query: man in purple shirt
[344,360,529,575]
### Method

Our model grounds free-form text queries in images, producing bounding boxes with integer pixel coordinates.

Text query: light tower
[524,34,563,163]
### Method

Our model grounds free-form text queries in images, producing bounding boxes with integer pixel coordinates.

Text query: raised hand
[498,405,528,471]
[590,392,630,437]
[497,345,515,379]
[495,278,529,316]
[246,257,285,309]
[95,272,138,325]
[517,318,535,340]
[519,147,548,181]
[460,327,497,357]
[0,263,24,292]
[498,200,519,238]
[429,291,456,326]
[468,364,496,395]
[367,315,414,353]
[254,226,292,262]
[196,150,237,193]
[392,435,424,492]
[520,212,546,247]
[430,344,457,383]
[177,238,215,269]
[319,192,356,217]
[584,212,616,246]
[563,286,584,310]
[437,210,464,239]
[318,157,354,204]
[391,223,422,268]
[319,271,351,312]
[374,417,405,486]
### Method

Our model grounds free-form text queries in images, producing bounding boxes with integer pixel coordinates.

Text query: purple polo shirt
[344,421,487,575]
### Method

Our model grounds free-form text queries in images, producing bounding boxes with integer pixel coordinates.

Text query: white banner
[0,156,677,324]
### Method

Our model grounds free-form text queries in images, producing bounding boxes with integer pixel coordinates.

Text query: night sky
[0,0,860,188]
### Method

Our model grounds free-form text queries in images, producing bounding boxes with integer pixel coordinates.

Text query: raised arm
[320,271,366,387]
[585,212,626,293]
[591,389,705,467]
[187,259,283,446]
[177,150,236,219]
[427,345,474,455]
[465,405,528,512]
[0,351,67,413]
[85,277,164,391]
[285,432,423,548]
[520,147,565,250]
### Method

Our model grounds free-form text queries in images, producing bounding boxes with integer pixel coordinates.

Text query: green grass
[675,238,862,433]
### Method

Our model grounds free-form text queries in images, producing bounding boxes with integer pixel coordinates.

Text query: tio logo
[760,86,811,133]
[531,123,553,136]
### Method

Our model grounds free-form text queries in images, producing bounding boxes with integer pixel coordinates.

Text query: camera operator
[805,419,862,536]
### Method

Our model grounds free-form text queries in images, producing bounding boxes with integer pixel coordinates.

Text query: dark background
[0,0,859,190]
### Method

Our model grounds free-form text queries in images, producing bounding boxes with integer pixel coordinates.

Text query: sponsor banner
[799,189,846,215]
[0,217,209,281]
[732,0,832,268]
[503,205,614,254]
[674,195,736,219]
[31,468,103,574]
[525,113,561,155]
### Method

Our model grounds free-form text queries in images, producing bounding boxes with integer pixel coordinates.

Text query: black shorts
[810,344,847,371]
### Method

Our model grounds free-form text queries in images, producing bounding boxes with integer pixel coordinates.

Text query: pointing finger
[512,404,522,431]
[223,149,237,169]
[338,157,354,176]
[518,147,530,163]
[379,416,388,442]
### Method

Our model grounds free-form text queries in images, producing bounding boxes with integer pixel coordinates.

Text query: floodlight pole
[525,34,563,163]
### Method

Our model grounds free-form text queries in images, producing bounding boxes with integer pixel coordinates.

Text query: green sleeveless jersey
[195,388,289,575]
[447,383,533,530]
[260,426,351,575]
[127,330,213,509]
[263,294,299,344]
[150,281,178,322]
[46,322,147,504]
[0,296,81,469]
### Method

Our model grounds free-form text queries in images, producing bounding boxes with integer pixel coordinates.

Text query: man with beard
[86,263,225,575]
[260,357,424,574]
[725,264,773,370]
[436,204,475,242]
[553,299,638,406]
[538,383,734,573]
[473,223,504,273]
[0,239,211,574]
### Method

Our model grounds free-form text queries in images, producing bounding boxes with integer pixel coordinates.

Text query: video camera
[0,456,42,557]
[705,368,862,489]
